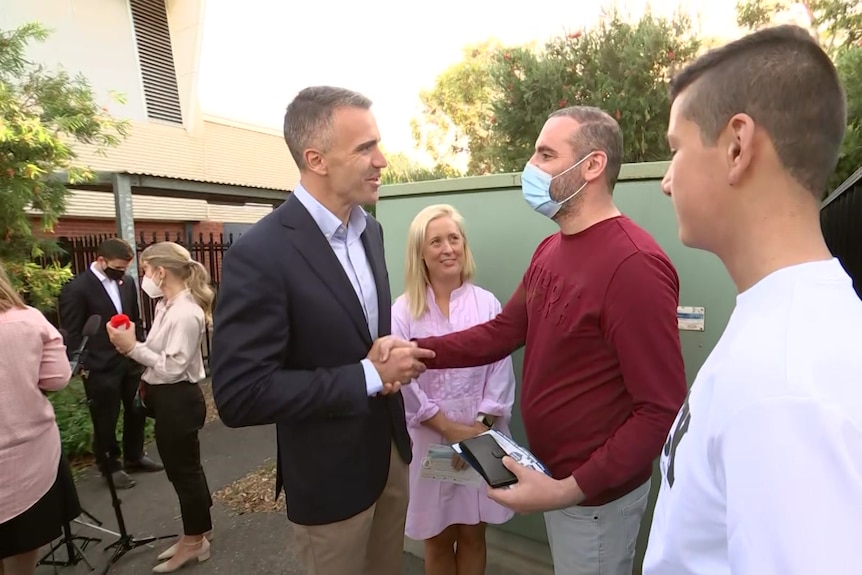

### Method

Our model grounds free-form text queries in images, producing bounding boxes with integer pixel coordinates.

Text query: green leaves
[736,0,861,56]
[485,10,700,172]
[49,377,155,463]
[412,40,502,175]
[381,149,460,185]
[413,1,858,192]
[832,43,862,189]
[1,21,129,310]
[410,10,700,175]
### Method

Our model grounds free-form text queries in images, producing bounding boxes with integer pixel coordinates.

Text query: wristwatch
[476,413,496,429]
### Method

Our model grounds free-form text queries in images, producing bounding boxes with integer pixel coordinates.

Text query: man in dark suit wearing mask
[59,237,163,489]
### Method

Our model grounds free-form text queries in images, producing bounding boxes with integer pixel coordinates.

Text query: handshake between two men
[366,335,435,395]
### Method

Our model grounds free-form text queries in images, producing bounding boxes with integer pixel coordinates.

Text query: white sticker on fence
[677,306,705,331]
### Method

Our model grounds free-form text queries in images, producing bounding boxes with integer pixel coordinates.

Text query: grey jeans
[544,479,651,575]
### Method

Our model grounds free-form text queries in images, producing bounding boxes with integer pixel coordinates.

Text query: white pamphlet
[419,443,484,486]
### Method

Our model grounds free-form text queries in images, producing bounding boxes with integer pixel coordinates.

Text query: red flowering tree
[484,11,700,173]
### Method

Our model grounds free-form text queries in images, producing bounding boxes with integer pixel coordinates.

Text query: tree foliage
[0,22,129,309]
[485,11,700,173]
[381,150,459,185]
[736,0,861,54]
[413,2,859,191]
[832,44,862,190]
[412,11,700,175]
[411,40,502,175]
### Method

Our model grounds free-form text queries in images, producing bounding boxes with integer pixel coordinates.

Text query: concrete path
[35,384,425,575]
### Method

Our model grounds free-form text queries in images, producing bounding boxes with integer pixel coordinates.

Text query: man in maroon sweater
[411,106,688,574]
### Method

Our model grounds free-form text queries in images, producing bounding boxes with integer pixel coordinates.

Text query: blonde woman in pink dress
[391,204,516,575]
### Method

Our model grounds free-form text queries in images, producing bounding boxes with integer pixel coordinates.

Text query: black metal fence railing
[821,166,862,300]
[54,231,236,369]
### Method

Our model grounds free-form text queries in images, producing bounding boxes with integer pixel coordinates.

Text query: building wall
[66,116,299,193]
[2,0,299,195]
[56,189,273,223]
[0,0,149,122]
[29,187,271,242]
[33,216,187,240]
[37,217,232,242]
[165,0,205,131]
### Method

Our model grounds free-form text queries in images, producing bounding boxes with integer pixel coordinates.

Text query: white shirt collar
[90,261,112,283]
[292,182,368,241]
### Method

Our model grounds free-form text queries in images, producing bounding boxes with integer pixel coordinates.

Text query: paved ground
[35,383,425,575]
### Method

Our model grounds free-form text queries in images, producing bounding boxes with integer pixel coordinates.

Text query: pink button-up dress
[392,282,516,540]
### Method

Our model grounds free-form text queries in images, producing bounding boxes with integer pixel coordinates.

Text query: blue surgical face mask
[521,153,594,219]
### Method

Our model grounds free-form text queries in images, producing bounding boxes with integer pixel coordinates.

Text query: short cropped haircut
[548,106,624,189]
[97,237,134,261]
[283,86,372,170]
[669,25,847,197]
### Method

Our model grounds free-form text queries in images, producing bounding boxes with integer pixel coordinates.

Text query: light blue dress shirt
[292,184,385,396]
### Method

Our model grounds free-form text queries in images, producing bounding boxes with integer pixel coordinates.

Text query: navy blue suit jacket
[210,193,411,526]
[58,269,144,373]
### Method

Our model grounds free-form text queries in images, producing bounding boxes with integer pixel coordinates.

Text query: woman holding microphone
[107,242,214,573]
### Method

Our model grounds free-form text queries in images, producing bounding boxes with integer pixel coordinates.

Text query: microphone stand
[42,318,172,573]
[98,449,176,575]
[38,516,102,572]
[37,341,104,571]
[74,328,175,574]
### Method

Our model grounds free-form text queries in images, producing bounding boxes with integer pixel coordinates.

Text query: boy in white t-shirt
[644,25,862,575]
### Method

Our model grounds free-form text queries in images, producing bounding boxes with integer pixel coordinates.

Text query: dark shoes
[111,470,136,489]
[125,455,165,473]
[106,456,164,490]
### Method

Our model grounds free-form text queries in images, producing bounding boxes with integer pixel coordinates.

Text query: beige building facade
[2,0,299,239]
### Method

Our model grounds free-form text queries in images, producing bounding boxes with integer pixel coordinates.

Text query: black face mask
[103,266,126,282]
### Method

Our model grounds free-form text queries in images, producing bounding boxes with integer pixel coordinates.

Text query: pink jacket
[0,306,71,524]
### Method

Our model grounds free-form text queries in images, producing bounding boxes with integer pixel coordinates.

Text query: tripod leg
[62,522,76,563]
[72,540,95,570]
[104,544,120,573]
[37,522,93,568]
[96,449,177,573]
[75,534,103,550]
[80,507,103,526]
[37,538,65,565]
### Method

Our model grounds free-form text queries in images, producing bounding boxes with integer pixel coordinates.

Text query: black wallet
[457,434,518,488]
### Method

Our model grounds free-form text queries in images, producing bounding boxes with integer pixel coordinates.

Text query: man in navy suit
[211,86,434,575]
[59,238,163,489]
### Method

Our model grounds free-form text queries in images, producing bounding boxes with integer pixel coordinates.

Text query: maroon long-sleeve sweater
[414,215,688,506]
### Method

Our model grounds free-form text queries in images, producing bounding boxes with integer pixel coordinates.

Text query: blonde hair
[140,242,214,324]
[404,204,476,319]
[0,261,26,313]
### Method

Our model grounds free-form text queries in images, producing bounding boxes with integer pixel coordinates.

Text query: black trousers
[83,361,146,473]
[145,381,213,536]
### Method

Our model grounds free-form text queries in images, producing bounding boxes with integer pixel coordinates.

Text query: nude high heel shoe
[156,530,214,561]
[152,537,210,573]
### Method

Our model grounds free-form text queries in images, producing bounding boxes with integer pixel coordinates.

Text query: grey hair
[283,86,373,170]
[548,106,624,189]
